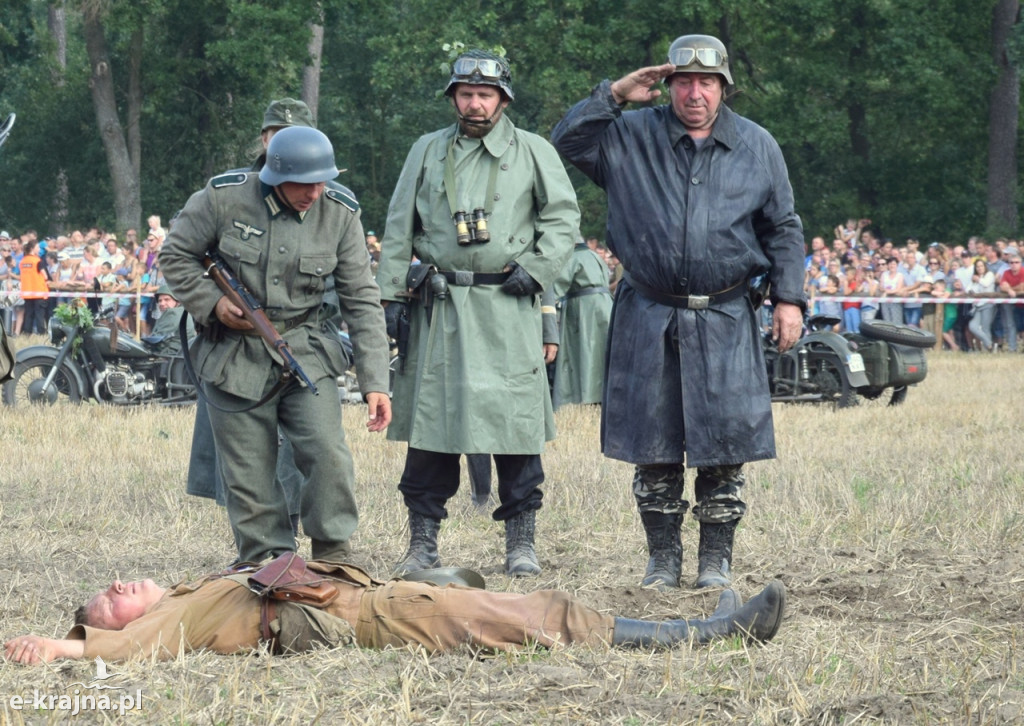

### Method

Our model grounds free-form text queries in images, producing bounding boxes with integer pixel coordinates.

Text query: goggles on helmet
[669,46,727,70]
[452,57,505,81]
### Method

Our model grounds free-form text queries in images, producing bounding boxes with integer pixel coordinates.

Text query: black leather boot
[611,580,786,647]
[393,511,442,576]
[695,520,738,588]
[640,511,683,590]
[505,509,541,577]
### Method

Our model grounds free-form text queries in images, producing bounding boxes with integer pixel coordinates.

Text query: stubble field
[0,346,1021,725]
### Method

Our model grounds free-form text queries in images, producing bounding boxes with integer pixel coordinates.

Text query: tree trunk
[48,2,69,234]
[82,6,141,234]
[127,26,143,183]
[302,9,324,125]
[986,0,1021,234]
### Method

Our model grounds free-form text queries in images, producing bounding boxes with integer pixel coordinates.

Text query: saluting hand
[610,63,676,105]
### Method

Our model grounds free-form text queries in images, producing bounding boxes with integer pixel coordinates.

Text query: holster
[248,552,340,608]
[247,553,340,650]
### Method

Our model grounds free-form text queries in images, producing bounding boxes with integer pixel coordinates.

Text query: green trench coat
[376,116,579,454]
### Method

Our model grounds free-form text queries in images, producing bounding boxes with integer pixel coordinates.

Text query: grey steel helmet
[259,126,340,186]
[444,49,514,101]
[667,34,733,85]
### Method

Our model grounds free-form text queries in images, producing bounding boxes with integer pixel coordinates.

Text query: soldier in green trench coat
[376,50,578,577]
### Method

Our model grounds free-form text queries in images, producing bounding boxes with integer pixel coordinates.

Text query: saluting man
[161,126,392,565]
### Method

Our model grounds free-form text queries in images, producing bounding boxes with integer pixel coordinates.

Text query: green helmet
[444,49,514,101]
[667,34,732,85]
[261,97,314,132]
[259,126,340,186]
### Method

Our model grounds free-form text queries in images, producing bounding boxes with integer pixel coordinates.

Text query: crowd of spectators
[7,217,1023,356]
[0,215,171,338]
[804,221,1024,353]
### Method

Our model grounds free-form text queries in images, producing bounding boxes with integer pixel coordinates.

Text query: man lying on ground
[4,558,785,665]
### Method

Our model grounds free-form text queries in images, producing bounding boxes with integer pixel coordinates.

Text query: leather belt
[623,272,747,310]
[237,308,314,336]
[563,286,610,301]
[439,270,511,286]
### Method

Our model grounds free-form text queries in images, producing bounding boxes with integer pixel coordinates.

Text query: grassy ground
[0,345,1021,724]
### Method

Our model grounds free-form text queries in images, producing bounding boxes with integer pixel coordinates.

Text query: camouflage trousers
[632,464,747,524]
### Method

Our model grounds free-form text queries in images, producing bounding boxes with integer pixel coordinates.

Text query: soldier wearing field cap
[142,282,194,355]
[552,34,805,591]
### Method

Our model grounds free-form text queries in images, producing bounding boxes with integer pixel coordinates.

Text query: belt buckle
[454,270,474,286]
[688,295,710,310]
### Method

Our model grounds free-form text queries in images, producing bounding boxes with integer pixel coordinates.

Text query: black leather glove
[383,302,407,339]
[500,262,542,297]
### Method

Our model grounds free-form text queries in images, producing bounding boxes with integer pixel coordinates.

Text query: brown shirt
[67,562,373,661]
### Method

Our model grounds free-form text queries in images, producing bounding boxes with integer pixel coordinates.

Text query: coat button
[279,246,286,253]
[691,177,699,185]
[501,163,509,170]
[315,266,323,274]
[273,277,280,285]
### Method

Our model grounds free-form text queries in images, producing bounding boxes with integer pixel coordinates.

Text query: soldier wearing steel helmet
[376,49,578,579]
[552,34,806,591]
[161,126,392,565]
[186,98,355,538]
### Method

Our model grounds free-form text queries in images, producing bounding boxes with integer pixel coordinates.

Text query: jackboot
[694,520,738,589]
[505,509,541,577]
[640,511,683,590]
[393,511,442,576]
[611,580,786,647]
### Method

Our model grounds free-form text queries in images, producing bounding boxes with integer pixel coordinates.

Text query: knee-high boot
[611,580,785,647]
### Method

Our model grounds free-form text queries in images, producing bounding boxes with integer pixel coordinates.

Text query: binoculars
[454,208,490,245]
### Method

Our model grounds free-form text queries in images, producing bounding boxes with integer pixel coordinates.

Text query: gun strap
[178,311,292,413]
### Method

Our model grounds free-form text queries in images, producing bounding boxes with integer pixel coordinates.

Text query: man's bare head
[78,579,166,630]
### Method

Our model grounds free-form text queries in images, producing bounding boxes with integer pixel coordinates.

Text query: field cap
[261,98,314,132]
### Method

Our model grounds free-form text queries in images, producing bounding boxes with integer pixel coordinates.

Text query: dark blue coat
[552,81,805,467]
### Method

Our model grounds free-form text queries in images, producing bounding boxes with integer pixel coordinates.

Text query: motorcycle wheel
[165,356,197,403]
[859,320,936,348]
[857,384,909,407]
[807,350,858,408]
[2,356,82,407]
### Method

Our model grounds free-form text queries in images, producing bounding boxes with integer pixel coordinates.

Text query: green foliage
[0,0,1020,244]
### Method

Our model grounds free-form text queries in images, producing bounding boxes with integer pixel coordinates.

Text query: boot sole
[747,580,786,643]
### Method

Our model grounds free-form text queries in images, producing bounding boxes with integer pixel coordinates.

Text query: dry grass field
[0,343,1021,724]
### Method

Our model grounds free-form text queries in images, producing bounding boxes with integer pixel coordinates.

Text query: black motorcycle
[764,315,934,408]
[2,303,195,407]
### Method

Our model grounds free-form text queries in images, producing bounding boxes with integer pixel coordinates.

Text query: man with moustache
[552,35,805,591]
[376,49,578,578]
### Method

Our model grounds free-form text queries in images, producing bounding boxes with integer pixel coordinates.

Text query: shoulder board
[210,172,249,189]
[325,186,359,212]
